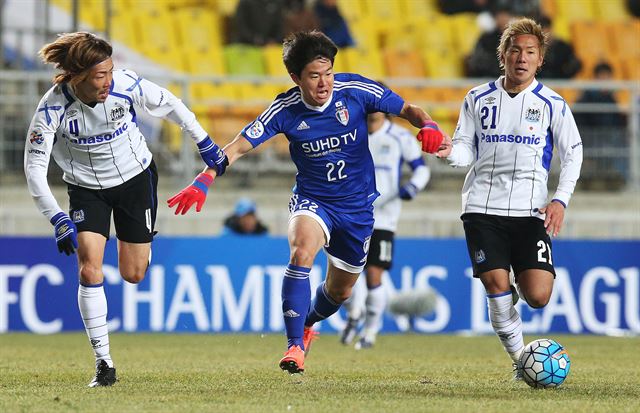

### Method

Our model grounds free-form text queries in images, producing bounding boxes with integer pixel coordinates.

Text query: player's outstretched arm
[398,103,445,154]
[167,133,254,215]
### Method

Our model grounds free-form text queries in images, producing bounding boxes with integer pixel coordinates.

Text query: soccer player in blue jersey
[168,30,444,374]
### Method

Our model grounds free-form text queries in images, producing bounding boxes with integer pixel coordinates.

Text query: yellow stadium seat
[333,50,350,74]
[223,44,266,75]
[215,0,241,16]
[594,0,630,21]
[608,20,640,58]
[405,0,437,18]
[109,10,141,46]
[556,0,597,22]
[349,17,381,50]
[337,0,368,21]
[189,81,238,102]
[383,22,422,51]
[342,48,385,79]
[184,48,226,76]
[236,82,282,104]
[621,56,640,79]
[570,21,610,61]
[423,50,463,79]
[263,45,286,77]
[382,49,425,78]
[175,8,224,53]
[449,13,481,57]
[365,0,406,20]
[418,16,455,52]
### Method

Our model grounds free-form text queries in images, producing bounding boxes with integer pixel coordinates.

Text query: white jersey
[369,119,430,232]
[24,69,208,221]
[447,76,583,218]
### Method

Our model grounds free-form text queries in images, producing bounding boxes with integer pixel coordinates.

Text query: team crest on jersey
[29,130,44,145]
[474,249,486,263]
[525,107,541,123]
[110,104,126,122]
[335,101,349,126]
[72,210,85,223]
[246,120,264,139]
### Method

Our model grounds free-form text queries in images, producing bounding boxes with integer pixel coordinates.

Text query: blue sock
[282,265,311,349]
[305,282,341,327]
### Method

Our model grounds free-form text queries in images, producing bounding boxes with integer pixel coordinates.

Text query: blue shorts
[288,193,374,273]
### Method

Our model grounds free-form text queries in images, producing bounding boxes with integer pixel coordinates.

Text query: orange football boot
[302,326,319,356]
[279,345,305,373]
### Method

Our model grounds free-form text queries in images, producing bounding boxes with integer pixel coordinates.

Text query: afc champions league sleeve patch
[29,130,44,145]
[246,120,265,139]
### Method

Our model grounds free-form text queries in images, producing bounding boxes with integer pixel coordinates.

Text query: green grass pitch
[1,333,639,412]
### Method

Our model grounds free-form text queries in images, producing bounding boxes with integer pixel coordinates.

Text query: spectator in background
[628,0,640,17]
[222,198,269,235]
[537,15,582,79]
[233,0,286,45]
[574,62,627,179]
[464,4,513,78]
[284,0,319,37]
[314,0,355,47]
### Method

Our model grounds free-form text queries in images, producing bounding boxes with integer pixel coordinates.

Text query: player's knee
[325,285,351,304]
[120,264,147,284]
[289,246,315,268]
[79,263,102,284]
[525,293,550,309]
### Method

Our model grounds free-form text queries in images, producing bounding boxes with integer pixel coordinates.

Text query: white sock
[362,284,386,342]
[487,292,524,363]
[78,284,113,368]
[344,285,364,321]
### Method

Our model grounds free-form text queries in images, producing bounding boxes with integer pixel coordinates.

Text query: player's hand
[416,121,444,154]
[197,136,229,176]
[50,212,78,255]
[167,173,213,215]
[435,134,453,158]
[538,200,566,237]
[399,183,418,200]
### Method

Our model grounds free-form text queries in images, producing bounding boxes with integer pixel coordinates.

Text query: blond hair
[497,18,549,72]
[39,32,112,84]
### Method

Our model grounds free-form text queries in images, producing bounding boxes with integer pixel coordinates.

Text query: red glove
[167,173,213,215]
[416,121,444,153]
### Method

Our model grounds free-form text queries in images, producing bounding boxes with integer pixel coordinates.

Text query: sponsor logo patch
[525,107,541,122]
[335,101,349,126]
[110,104,126,122]
[296,121,310,130]
[72,210,85,223]
[246,120,264,139]
[475,249,486,263]
[29,130,44,145]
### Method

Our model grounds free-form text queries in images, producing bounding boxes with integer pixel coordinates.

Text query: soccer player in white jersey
[167,30,444,374]
[340,110,430,349]
[421,18,583,380]
[24,32,227,387]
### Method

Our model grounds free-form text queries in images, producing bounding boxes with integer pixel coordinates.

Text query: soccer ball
[519,338,571,388]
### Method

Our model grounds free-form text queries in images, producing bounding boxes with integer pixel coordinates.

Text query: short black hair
[282,30,338,77]
[594,61,613,76]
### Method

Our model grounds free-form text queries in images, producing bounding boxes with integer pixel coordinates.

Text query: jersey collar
[300,91,334,112]
[496,75,539,95]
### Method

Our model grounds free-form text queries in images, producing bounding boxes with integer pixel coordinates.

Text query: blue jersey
[241,73,404,211]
